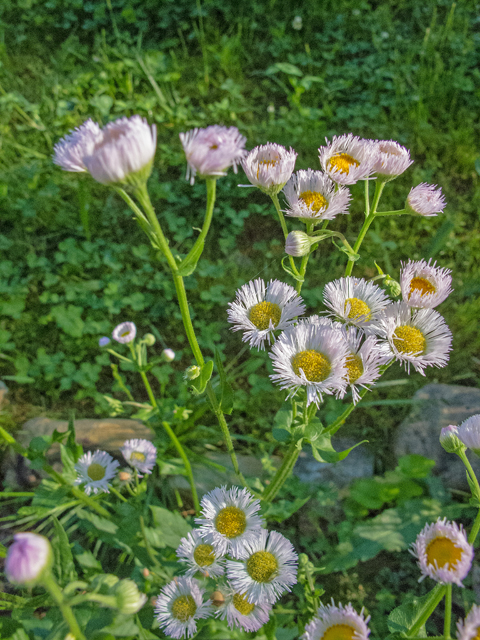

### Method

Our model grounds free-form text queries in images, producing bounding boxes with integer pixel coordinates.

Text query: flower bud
[162,348,175,362]
[210,590,226,607]
[383,275,402,298]
[285,230,316,257]
[440,425,465,454]
[406,183,446,217]
[184,365,201,380]
[118,471,132,483]
[6,533,52,585]
[142,568,150,578]
[292,15,303,30]
[143,333,156,346]
[114,579,147,614]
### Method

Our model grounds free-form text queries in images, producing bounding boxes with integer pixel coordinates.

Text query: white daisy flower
[241,143,297,195]
[227,278,306,350]
[371,140,413,181]
[179,125,246,185]
[323,277,390,329]
[215,585,272,632]
[74,450,120,495]
[226,529,298,605]
[269,322,349,407]
[400,259,452,308]
[406,183,446,217]
[300,315,344,331]
[318,134,377,185]
[303,600,371,640]
[457,605,480,640]
[176,530,225,578]
[283,169,351,222]
[410,518,473,587]
[369,301,452,375]
[120,438,157,476]
[112,321,137,344]
[155,576,213,639]
[53,119,103,173]
[195,486,264,557]
[457,414,480,456]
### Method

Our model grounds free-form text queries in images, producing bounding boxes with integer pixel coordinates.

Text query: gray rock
[395,383,480,489]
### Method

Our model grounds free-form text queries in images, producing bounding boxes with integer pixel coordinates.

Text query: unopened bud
[383,275,402,298]
[99,336,110,347]
[114,579,147,614]
[143,333,156,346]
[285,230,316,257]
[292,15,303,30]
[142,568,150,578]
[210,590,226,607]
[440,425,465,454]
[118,471,132,482]
[162,348,175,362]
[184,365,201,380]
[5,533,52,586]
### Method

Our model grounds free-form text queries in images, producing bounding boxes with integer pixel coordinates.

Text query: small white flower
[74,450,120,495]
[457,605,480,640]
[292,15,303,30]
[241,143,297,195]
[227,278,306,350]
[411,518,473,586]
[323,277,390,329]
[226,529,298,605]
[53,119,103,172]
[112,321,137,344]
[215,585,272,632]
[179,125,246,185]
[120,438,157,476]
[400,259,452,308]
[371,139,413,181]
[303,600,371,640]
[318,134,377,185]
[162,348,175,362]
[269,322,349,407]
[176,530,225,578]
[369,301,452,375]
[457,414,480,455]
[406,183,446,216]
[283,169,351,222]
[5,533,52,586]
[155,576,213,639]
[195,486,264,557]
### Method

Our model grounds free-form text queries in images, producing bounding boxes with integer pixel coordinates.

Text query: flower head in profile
[112,321,137,344]
[400,259,452,309]
[120,438,157,476]
[227,278,306,350]
[241,143,297,195]
[180,125,246,184]
[283,169,351,222]
[411,518,473,586]
[155,576,213,639]
[406,183,446,216]
[74,450,120,495]
[5,533,52,586]
[439,425,465,454]
[176,529,225,578]
[302,600,371,640]
[457,414,480,456]
[371,140,413,181]
[53,119,103,172]
[215,584,272,632]
[457,605,480,640]
[114,579,147,614]
[323,277,390,330]
[285,230,316,257]
[319,134,377,185]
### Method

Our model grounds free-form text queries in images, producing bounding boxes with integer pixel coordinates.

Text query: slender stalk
[457,449,480,501]
[271,192,301,277]
[263,440,300,503]
[42,573,86,640]
[444,584,452,640]
[296,222,313,294]
[186,177,216,261]
[469,508,480,545]
[374,209,408,216]
[365,179,370,218]
[406,584,446,637]
[110,486,127,502]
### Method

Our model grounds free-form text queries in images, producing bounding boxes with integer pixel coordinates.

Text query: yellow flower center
[171,595,197,621]
[393,325,426,355]
[215,506,247,538]
[409,277,436,297]
[193,544,215,567]
[425,536,463,569]
[130,451,146,463]
[87,463,106,481]
[345,353,364,384]
[246,551,278,583]
[292,350,331,382]
[328,153,360,175]
[321,624,357,640]
[249,301,282,331]
[257,158,279,178]
[121,330,130,337]
[472,628,480,640]
[233,592,256,616]
[300,190,328,213]
[345,297,371,320]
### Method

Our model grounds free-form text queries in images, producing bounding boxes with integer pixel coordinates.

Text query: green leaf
[310,434,367,463]
[190,360,213,395]
[397,454,435,479]
[272,427,291,443]
[271,62,303,77]
[176,240,205,277]
[274,408,293,430]
[0,542,6,558]
[77,510,118,534]
[60,445,77,484]
[262,496,310,522]
[52,517,77,585]
[150,506,191,548]
[0,618,30,640]
[66,414,83,462]
[387,592,432,635]
[74,548,102,571]
[281,256,304,283]
[214,348,234,414]
[304,417,324,442]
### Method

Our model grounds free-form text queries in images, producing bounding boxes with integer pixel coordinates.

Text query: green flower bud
[440,425,465,454]
[114,579,147,615]
[143,333,156,346]
[285,231,316,257]
[383,275,402,298]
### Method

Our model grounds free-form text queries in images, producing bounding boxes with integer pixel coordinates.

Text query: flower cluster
[155,486,298,637]
[303,600,371,640]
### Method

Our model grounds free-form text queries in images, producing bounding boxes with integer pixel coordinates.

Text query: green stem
[374,209,408,216]
[271,192,301,277]
[365,179,370,218]
[263,440,301,503]
[469,508,480,546]
[185,177,216,261]
[42,573,86,640]
[457,449,480,503]
[296,222,314,294]
[406,584,446,637]
[444,583,452,640]
[110,486,127,502]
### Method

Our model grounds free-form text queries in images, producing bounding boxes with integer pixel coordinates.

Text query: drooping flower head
[74,450,120,495]
[457,414,480,456]
[180,125,246,184]
[195,486,264,557]
[406,183,446,217]
[227,278,306,350]
[5,533,52,586]
[226,529,298,605]
[457,605,480,640]
[411,518,473,586]
[371,140,413,181]
[112,321,137,344]
[241,143,297,195]
[53,119,103,172]
[400,259,452,309]
[155,576,213,639]
[323,277,390,330]
[215,584,272,632]
[302,600,371,640]
[283,169,351,222]
[176,530,225,578]
[120,438,157,476]
[318,134,377,185]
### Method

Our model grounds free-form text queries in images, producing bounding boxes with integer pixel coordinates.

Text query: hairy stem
[42,573,86,640]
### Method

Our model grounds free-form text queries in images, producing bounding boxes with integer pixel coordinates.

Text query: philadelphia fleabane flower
[457,605,480,640]
[400,259,452,308]
[5,533,52,586]
[406,183,446,216]
[371,140,413,181]
[457,414,480,456]
[195,486,264,557]
[226,529,298,605]
[285,230,316,257]
[176,530,225,578]
[319,134,377,185]
[215,585,272,632]
[155,576,213,639]
[270,322,349,407]
[303,601,371,640]
[227,278,306,350]
[323,277,390,329]
[112,321,136,344]
[369,301,452,375]
[283,169,351,222]
[241,143,297,195]
[179,125,246,184]
[74,450,119,495]
[53,119,103,172]
[411,518,473,586]
[120,438,157,476]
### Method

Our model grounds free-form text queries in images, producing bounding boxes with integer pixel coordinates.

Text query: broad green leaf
[0,618,30,640]
[397,454,435,479]
[388,592,433,634]
[190,360,213,395]
[150,505,191,548]
[77,509,118,534]
[272,427,291,443]
[74,549,102,571]
[310,434,367,463]
[262,496,310,523]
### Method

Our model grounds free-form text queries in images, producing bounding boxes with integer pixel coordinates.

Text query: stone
[395,383,480,490]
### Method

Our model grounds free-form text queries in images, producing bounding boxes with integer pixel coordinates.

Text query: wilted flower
[371,140,413,181]
[120,438,157,476]
[241,143,297,195]
[53,119,103,172]
[406,183,446,216]
[303,601,371,640]
[283,169,351,222]
[5,533,52,585]
[155,576,213,639]
[112,321,137,344]
[400,259,452,308]
[319,134,377,185]
[457,414,480,456]
[74,450,120,495]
